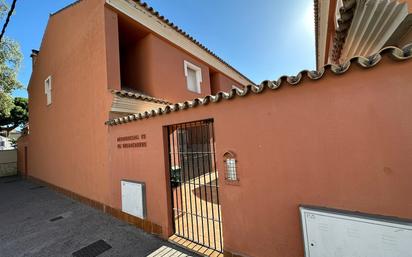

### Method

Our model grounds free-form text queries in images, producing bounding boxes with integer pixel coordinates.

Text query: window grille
[223,151,238,181]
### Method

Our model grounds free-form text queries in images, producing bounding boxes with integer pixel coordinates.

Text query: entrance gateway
[167,119,223,253]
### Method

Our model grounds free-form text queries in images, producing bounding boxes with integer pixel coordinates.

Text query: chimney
[30,49,39,69]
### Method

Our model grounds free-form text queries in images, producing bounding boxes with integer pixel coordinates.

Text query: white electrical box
[300,206,412,257]
[121,180,146,219]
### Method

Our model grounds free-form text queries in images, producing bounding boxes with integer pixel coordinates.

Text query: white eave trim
[106,0,251,86]
[339,0,408,62]
[317,0,331,69]
[111,94,167,113]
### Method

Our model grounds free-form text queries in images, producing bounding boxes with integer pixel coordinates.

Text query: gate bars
[167,119,223,252]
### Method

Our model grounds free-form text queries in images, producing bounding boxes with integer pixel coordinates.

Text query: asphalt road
[0,176,199,257]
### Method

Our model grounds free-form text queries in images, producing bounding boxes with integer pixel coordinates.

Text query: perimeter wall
[108,55,412,257]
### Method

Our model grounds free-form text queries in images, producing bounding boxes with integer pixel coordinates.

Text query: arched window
[223,151,238,181]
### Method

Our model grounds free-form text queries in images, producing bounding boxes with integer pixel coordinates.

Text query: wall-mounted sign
[117,134,147,149]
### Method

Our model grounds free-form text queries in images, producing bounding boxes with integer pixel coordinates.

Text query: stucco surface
[119,21,244,103]
[26,0,112,204]
[18,0,412,255]
[108,56,412,257]
[0,177,198,257]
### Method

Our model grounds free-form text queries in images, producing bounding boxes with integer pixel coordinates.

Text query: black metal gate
[167,119,223,253]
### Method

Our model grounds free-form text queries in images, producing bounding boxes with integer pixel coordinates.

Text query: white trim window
[44,76,52,106]
[184,60,202,94]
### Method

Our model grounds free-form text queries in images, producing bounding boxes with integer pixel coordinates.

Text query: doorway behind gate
[167,119,223,253]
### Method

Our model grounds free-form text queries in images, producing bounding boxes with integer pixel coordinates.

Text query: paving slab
[0,176,200,257]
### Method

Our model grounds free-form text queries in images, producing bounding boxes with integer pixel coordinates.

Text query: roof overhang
[315,0,333,69]
[106,44,412,126]
[338,0,409,63]
[106,0,254,86]
[385,13,412,46]
[111,90,170,114]
[328,0,410,64]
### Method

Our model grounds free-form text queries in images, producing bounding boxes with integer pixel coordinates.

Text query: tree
[0,37,23,116]
[0,0,25,136]
[0,97,28,136]
[0,1,7,20]
[0,36,23,94]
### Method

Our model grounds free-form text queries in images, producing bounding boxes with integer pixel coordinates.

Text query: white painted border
[44,76,52,106]
[184,60,202,94]
[316,0,330,69]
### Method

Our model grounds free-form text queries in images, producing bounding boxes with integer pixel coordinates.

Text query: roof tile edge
[106,44,412,126]
[111,89,173,105]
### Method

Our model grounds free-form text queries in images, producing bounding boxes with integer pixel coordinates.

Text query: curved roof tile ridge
[106,44,412,126]
[111,89,173,105]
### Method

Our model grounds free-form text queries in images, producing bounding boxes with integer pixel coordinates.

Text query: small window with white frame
[44,76,52,106]
[184,60,202,94]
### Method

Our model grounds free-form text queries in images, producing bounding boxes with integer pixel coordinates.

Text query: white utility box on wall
[300,206,412,257]
[121,180,146,219]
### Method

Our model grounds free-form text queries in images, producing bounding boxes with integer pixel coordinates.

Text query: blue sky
[3,0,315,98]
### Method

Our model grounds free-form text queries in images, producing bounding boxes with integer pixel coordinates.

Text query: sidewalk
[0,176,200,257]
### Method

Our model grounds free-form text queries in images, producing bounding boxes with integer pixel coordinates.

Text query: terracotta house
[18,0,412,256]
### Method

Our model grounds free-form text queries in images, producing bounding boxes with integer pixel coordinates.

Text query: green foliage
[0,91,13,116]
[0,0,24,129]
[0,37,23,94]
[9,137,17,148]
[0,97,28,135]
[170,167,182,187]
[0,0,7,20]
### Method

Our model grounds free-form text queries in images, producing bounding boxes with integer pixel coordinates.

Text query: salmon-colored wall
[105,7,121,90]
[121,33,248,102]
[108,56,412,256]
[403,0,412,11]
[120,33,212,103]
[17,135,29,175]
[19,0,412,255]
[26,0,114,204]
[20,0,248,211]
[120,33,151,91]
[120,31,245,101]
[210,72,244,94]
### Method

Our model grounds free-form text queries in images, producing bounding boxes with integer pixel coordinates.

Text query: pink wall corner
[104,7,121,90]
[211,72,245,94]
[120,33,153,92]
[26,0,113,204]
[141,34,212,103]
[108,123,172,236]
[17,135,29,176]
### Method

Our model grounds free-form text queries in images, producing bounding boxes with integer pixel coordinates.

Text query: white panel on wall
[300,206,412,257]
[121,180,146,219]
